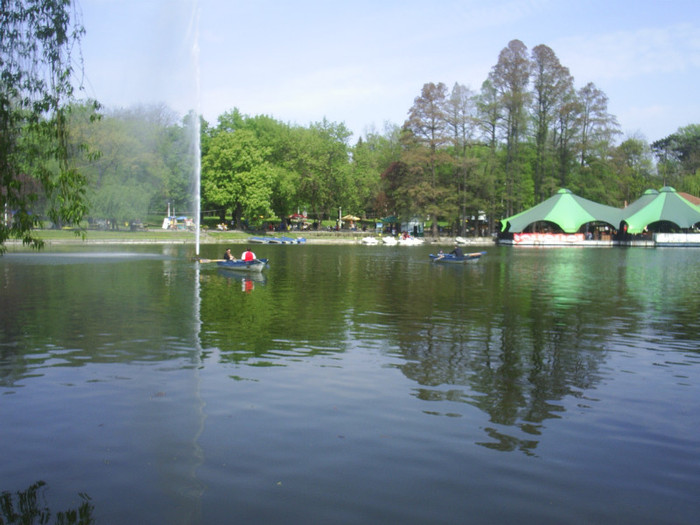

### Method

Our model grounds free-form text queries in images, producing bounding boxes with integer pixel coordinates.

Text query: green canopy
[621,186,700,234]
[622,188,659,216]
[501,189,623,233]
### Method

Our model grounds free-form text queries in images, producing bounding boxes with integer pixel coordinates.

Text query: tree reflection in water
[0,481,95,524]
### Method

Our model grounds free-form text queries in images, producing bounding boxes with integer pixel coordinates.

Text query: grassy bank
[5,228,495,247]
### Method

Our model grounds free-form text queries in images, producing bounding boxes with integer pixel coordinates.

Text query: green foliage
[6,13,696,244]
[1,0,89,251]
[652,124,700,187]
[610,136,657,204]
[202,128,275,225]
[68,104,194,227]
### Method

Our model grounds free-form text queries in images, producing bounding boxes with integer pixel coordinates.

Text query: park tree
[576,82,620,167]
[201,128,275,226]
[1,0,90,251]
[611,134,657,204]
[530,44,573,201]
[551,87,581,189]
[652,124,700,188]
[291,119,352,223]
[488,39,531,216]
[226,112,301,224]
[356,123,403,219]
[68,104,191,228]
[403,81,451,236]
[475,79,505,227]
[350,132,393,218]
[568,83,620,203]
[444,82,479,235]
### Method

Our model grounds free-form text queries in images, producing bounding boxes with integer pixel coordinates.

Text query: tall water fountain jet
[189,2,202,256]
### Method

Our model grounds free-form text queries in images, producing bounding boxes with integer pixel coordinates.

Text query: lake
[1,243,699,524]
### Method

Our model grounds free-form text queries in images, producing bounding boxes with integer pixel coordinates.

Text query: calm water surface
[1,244,699,524]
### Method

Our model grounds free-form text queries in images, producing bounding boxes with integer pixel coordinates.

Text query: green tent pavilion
[622,188,659,216]
[501,189,623,233]
[621,186,700,234]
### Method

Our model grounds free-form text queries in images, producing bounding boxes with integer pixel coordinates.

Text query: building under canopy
[501,189,623,233]
[621,186,700,234]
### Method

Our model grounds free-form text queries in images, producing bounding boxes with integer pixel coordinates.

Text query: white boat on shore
[397,237,424,246]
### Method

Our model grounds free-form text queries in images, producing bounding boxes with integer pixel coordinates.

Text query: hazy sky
[78,0,700,143]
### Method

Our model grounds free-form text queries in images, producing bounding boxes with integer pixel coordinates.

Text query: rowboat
[216,258,268,272]
[429,252,486,264]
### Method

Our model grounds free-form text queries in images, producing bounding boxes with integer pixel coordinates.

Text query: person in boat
[223,248,236,261]
[450,244,464,257]
[241,248,256,262]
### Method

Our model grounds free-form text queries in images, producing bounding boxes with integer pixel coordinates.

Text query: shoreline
[3,230,496,247]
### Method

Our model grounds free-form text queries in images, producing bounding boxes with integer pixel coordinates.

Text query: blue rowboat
[248,236,306,244]
[429,252,486,264]
[216,258,268,272]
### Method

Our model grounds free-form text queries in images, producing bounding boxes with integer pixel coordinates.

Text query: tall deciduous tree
[445,82,479,235]
[577,82,619,166]
[201,129,275,226]
[611,134,656,204]
[530,44,573,201]
[489,39,531,216]
[1,0,89,251]
[551,87,581,188]
[292,119,352,223]
[404,82,450,236]
[476,79,505,229]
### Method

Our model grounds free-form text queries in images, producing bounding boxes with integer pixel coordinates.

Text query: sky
[77,0,700,143]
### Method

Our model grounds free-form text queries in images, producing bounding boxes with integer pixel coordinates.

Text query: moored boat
[398,237,424,246]
[248,236,305,244]
[278,236,306,244]
[248,236,270,244]
[429,252,486,263]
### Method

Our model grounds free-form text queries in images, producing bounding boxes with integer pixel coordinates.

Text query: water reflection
[0,251,196,387]
[215,268,266,293]
[0,481,94,524]
[2,245,700,523]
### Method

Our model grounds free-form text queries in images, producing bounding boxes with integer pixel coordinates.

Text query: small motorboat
[216,258,269,272]
[361,236,379,245]
[429,252,486,264]
[381,236,398,245]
